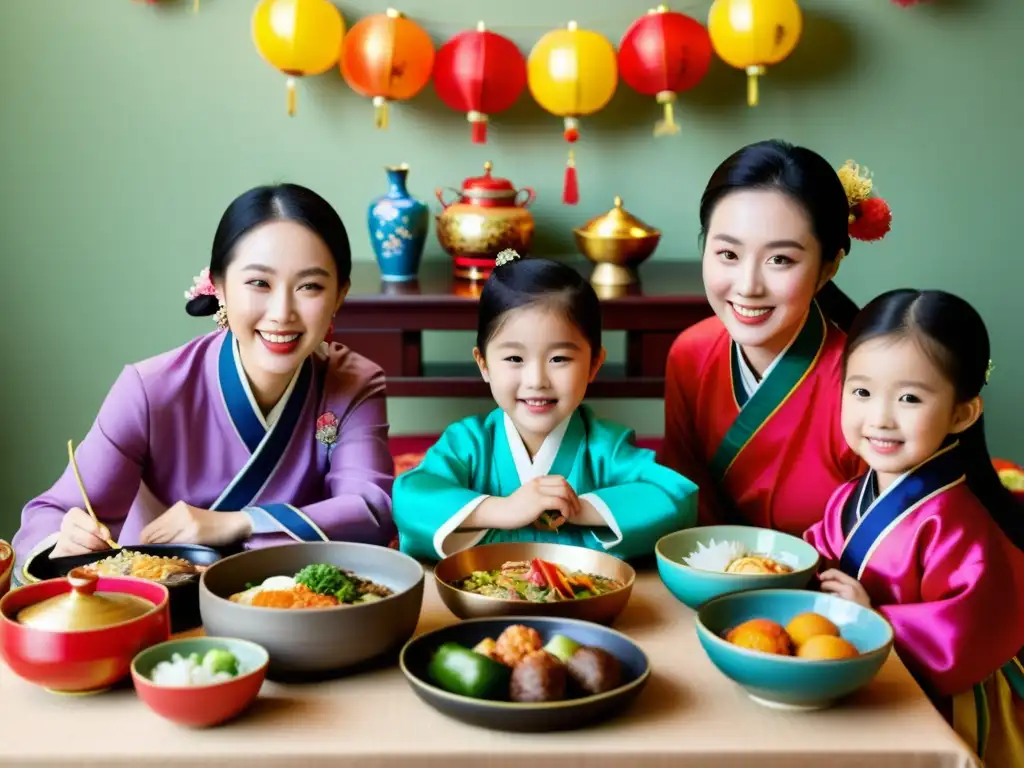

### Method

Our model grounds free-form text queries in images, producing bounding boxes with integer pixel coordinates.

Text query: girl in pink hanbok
[804,289,1024,767]
[11,184,397,581]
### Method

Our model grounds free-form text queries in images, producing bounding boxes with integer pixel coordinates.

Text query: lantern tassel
[563,150,579,206]
[746,65,765,107]
[373,96,389,130]
[469,111,487,144]
[193,0,199,11]
[286,77,297,117]
[654,91,680,137]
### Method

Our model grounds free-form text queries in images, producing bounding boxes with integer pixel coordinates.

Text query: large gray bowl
[198,542,425,679]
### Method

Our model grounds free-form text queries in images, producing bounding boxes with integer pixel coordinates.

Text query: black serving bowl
[399,616,650,732]
[22,543,221,633]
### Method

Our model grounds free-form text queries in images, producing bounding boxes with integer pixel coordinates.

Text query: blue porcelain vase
[368,164,428,282]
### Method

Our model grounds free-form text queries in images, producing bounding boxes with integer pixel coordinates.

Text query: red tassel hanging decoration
[468,111,488,144]
[562,117,580,205]
[563,150,579,205]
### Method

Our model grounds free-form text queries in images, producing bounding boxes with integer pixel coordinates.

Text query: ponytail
[959,414,1024,551]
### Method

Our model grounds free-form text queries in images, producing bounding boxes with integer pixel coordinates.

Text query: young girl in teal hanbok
[393,251,699,561]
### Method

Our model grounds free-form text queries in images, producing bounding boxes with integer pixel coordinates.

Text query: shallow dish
[131,636,269,727]
[434,542,634,625]
[23,543,221,633]
[656,525,820,609]
[199,541,425,678]
[695,588,894,711]
[399,616,650,732]
[0,571,170,694]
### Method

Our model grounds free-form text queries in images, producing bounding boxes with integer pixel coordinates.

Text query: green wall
[1,0,1020,538]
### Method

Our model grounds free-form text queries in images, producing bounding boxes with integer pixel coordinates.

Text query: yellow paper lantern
[528,21,618,205]
[252,0,346,116]
[707,0,802,106]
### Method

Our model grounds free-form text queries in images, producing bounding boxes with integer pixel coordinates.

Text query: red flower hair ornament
[837,160,893,242]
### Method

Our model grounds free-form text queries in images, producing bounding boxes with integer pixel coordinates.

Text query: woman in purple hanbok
[12,184,396,580]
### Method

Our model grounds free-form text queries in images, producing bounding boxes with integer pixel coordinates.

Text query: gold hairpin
[495,248,521,267]
[986,359,995,384]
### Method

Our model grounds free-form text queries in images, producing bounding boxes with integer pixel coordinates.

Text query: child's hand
[497,476,581,530]
[817,569,872,608]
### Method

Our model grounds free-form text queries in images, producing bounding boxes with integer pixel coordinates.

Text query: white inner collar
[232,335,304,429]
[503,412,572,483]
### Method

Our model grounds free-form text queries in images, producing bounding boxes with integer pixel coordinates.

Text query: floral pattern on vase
[368,164,428,282]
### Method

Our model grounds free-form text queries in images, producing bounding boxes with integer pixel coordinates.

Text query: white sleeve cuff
[243,507,279,535]
[580,493,624,550]
[432,495,490,559]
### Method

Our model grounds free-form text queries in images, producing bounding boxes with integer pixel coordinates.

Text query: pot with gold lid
[0,567,170,694]
[435,161,536,281]
[573,196,661,287]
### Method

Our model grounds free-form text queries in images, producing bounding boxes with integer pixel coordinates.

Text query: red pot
[0,569,170,694]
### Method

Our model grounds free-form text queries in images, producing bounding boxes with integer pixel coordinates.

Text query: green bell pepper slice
[428,642,510,700]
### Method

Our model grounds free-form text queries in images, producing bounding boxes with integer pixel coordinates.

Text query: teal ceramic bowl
[696,589,894,711]
[655,525,820,609]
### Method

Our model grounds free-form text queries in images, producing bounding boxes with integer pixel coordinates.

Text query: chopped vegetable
[202,648,239,677]
[295,564,355,597]
[428,642,510,700]
[543,633,581,664]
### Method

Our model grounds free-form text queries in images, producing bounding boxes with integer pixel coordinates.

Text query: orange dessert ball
[796,634,860,660]
[725,618,793,655]
[786,612,840,647]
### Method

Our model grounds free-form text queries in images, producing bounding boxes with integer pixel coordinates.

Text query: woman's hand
[51,507,114,558]
[139,502,251,547]
[817,568,872,608]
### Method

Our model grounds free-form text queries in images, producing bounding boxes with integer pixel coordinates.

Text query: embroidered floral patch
[316,412,339,447]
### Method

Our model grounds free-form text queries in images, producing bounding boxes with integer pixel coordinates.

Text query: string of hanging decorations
[139,0,927,203]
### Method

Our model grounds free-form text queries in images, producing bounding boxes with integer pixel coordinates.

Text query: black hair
[699,139,860,331]
[843,289,1024,551]
[475,256,602,358]
[186,183,352,318]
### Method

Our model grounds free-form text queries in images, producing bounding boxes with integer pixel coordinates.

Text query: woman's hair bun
[185,294,220,317]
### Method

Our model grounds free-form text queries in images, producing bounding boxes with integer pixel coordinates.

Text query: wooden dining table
[0,570,980,768]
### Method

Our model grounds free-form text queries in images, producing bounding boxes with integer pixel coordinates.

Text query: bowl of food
[0,540,12,598]
[655,525,820,609]
[0,567,170,694]
[400,616,650,732]
[433,542,634,625]
[23,544,221,633]
[131,636,269,727]
[198,541,425,677]
[696,588,894,711]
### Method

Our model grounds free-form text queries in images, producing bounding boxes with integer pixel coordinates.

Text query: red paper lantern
[618,5,713,136]
[433,22,527,144]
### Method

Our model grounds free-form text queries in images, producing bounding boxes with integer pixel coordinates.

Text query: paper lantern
[707,0,802,106]
[618,5,713,136]
[527,21,618,205]
[252,0,346,115]
[433,22,527,144]
[340,8,435,129]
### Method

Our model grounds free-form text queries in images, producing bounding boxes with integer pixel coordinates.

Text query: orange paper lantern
[340,8,435,129]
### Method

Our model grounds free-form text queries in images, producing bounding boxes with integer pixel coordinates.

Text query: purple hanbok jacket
[12,329,397,575]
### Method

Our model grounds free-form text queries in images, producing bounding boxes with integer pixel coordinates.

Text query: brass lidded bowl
[573,196,661,287]
[15,567,157,632]
[433,542,635,626]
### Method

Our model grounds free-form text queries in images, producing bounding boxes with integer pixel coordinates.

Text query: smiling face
[216,220,347,406]
[473,304,605,456]
[841,334,981,489]
[702,189,839,374]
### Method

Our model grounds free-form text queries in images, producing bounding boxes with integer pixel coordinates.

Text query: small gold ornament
[985,359,995,384]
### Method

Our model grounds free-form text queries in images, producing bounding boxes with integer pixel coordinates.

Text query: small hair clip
[495,248,521,267]
[836,159,892,243]
[986,359,995,385]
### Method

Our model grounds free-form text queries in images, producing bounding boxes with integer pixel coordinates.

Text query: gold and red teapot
[435,161,536,281]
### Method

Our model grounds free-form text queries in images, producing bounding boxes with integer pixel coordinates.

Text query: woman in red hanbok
[659,140,891,536]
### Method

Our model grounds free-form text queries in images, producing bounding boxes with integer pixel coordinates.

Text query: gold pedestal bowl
[433,542,635,626]
[573,196,661,287]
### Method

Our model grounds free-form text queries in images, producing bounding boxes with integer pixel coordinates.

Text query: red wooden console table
[332,258,711,400]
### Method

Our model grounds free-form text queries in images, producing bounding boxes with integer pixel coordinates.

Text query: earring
[215,302,228,330]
